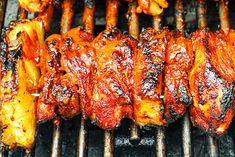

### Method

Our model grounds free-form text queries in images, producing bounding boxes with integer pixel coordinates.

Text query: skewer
[196,1,219,157]
[106,0,119,29]
[77,1,95,157]
[128,0,140,143]
[51,1,75,157]
[219,0,229,33]
[60,0,75,35]
[197,0,207,29]
[152,13,166,157]
[174,0,193,157]
[82,0,95,34]
[102,1,120,156]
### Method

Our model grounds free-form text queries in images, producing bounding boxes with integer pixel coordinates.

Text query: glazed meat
[60,27,94,120]
[37,32,80,123]
[207,30,235,81]
[163,32,193,123]
[0,19,44,148]
[18,0,53,12]
[133,27,169,126]
[89,28,137,129]
[189,29,234,135]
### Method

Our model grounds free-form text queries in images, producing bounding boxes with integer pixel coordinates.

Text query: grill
[0,0,235,157]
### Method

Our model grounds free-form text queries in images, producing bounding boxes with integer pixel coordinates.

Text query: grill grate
[0,0,235,157]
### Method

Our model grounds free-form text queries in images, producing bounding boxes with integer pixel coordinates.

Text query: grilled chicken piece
[37,33,80,122]
[18,0,53,12]
[189,29,234,135]
[88,28,136,129]
[136,0,168,16]
[0,19,44,148]
[133,27,169,126]
[163,32,193,122]
[60,27,94,119]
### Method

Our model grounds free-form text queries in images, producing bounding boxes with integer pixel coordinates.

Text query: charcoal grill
[0,0,235,157]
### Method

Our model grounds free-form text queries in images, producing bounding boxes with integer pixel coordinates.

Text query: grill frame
[0,0,234,157]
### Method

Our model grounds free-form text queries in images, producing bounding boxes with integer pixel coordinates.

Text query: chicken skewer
[174,0,192,156]
[152,14,166,157]
[77,1,95,157]
[50,0,75,156]
[0,17,45,150]
[189,0,233,156]
[104,1,118,156]
[128,0,141,143]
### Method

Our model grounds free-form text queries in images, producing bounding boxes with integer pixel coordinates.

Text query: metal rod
[51,118,61,157]
[219,0,229,33]
[104,130,114,157]
[82,0,95,34]
[128,0,140,144]
[182,112,192,157]
[155,127,166,157]
[175,0,184,33]
[174,1,192,157]
[60,0,76,35]
[208,136,219,157]
[197,1,219,156]
[152,15,162,31]
[128,0,139,39]
[197,0,207,29]
[106,0,119,29]
[77,118,87,157]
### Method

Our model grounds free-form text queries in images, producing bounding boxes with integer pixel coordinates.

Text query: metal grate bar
[155,127,166,157]
[208,136,219,157]
[128,0,140,144]
[182,112,192,157]
[77,118,87,157]
[51,118,62,157]
[104,130,114,157]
